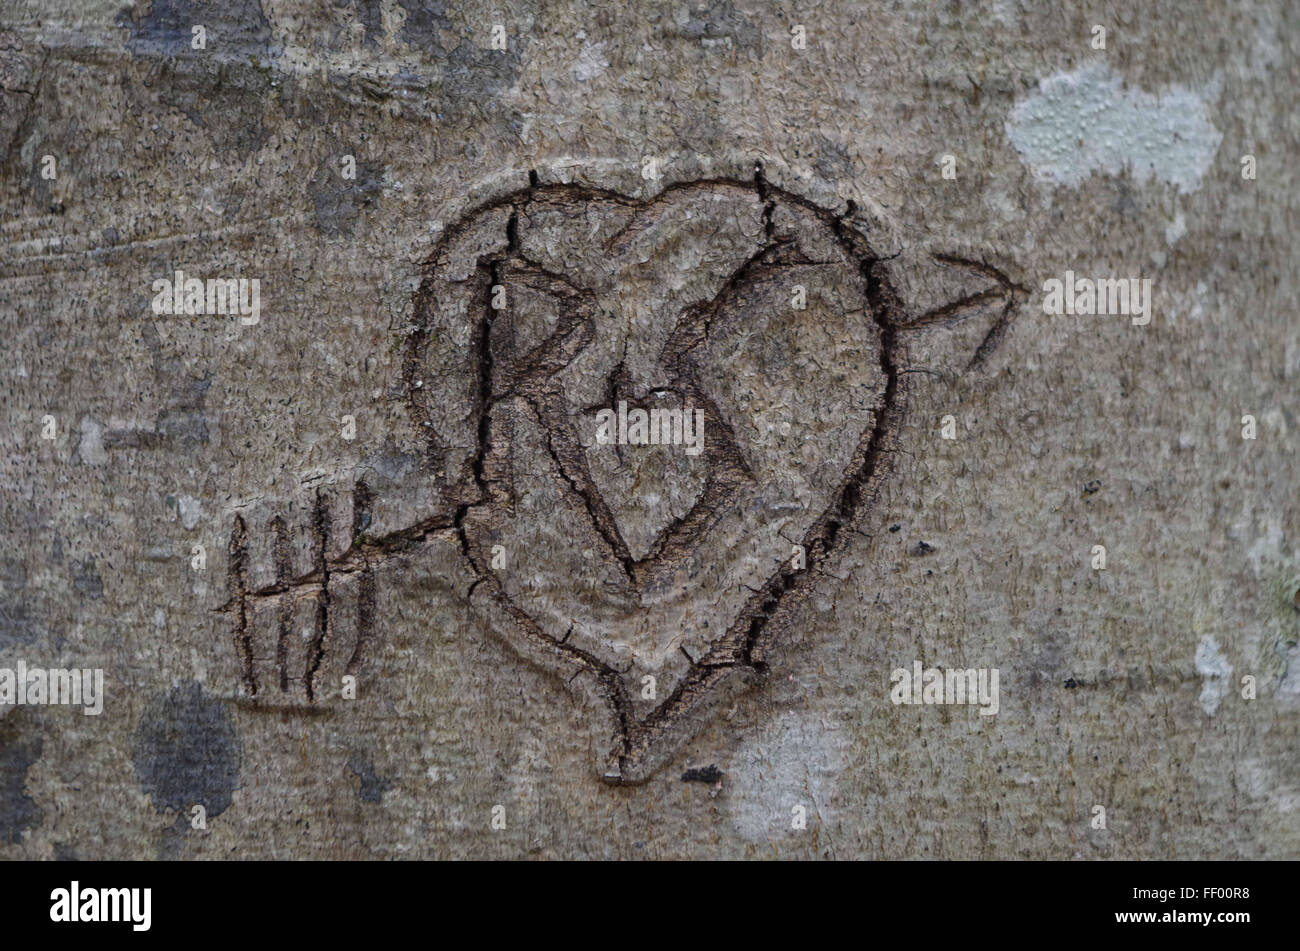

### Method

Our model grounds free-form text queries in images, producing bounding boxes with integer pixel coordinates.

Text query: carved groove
[401,167,1023,782]
[220,168,1021,774]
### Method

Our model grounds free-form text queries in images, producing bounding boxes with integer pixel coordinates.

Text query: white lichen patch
[1195,635,1233,715]
[1006,63,1221,193]
[727,711,841,843]
[571,41,609,82]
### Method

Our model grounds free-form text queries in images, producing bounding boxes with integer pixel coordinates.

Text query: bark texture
[0,0,1297,859]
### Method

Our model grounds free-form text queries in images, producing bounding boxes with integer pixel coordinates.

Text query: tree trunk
[1,0,1296,859]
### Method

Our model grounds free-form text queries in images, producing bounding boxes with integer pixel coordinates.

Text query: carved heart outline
[405,168,1024,783]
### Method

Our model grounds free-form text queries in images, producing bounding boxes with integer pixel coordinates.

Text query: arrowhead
[880,250,1025,371]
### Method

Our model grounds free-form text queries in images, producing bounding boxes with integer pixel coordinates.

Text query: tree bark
[0,0,1296,859]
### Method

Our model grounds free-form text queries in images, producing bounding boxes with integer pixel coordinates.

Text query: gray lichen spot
[392,1,524,103]
[395,0,450,49]
[116,0,278,157]
[441,41,525,103]
[71,558,103,600]
[132,325,213,449]
[363,447,423,489]
[0,558,36,649]
[309,156,384,237]
[0,722,43,844]
[118,0,274,59]
[132,681,241,817]
[157,814,192,859]
[813,135,853,181]
[676,2,764,54]
[346,751,393,804]
[339,0,384,48]
[156,376,213,446]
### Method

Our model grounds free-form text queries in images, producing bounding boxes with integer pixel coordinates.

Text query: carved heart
[406,172,1019,782]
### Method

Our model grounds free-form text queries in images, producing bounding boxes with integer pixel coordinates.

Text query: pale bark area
[0,0,1296,859]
